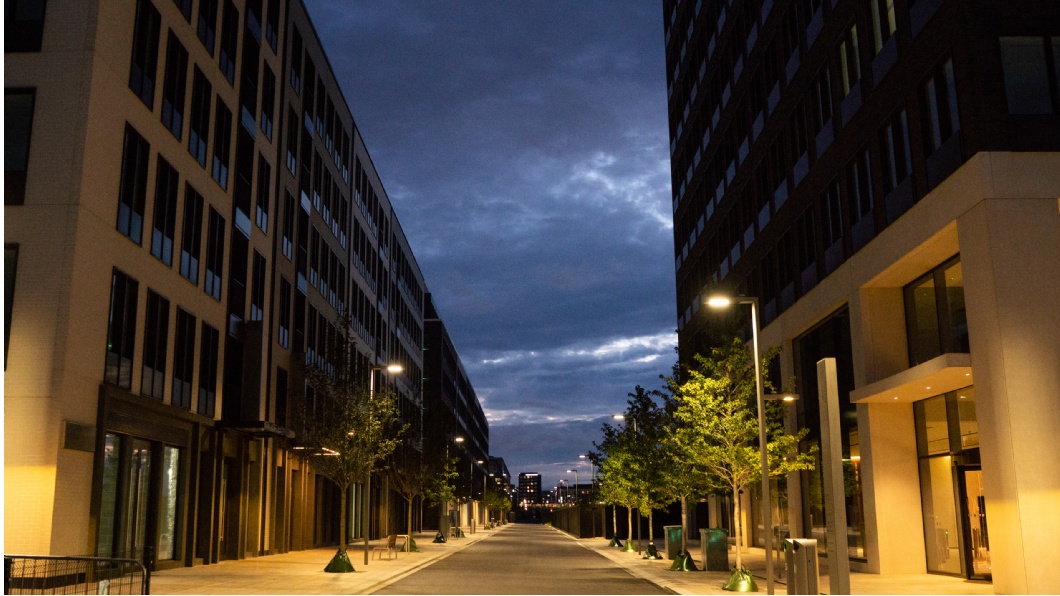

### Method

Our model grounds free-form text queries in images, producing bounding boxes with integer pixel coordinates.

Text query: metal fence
[4,555,149,595]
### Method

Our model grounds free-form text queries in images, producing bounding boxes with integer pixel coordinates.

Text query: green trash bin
[663,525,683,560]
[701,528,729,571]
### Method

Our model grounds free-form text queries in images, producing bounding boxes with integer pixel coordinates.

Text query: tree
[594,413,644,552]
[422,452,459,539]
[388,442,430,547]
[624,387,670,558]
[297,318,407,572]
[666,338,816,570]
[483,484,511,524]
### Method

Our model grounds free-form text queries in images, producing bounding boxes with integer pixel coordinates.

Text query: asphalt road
[373,524,671,595]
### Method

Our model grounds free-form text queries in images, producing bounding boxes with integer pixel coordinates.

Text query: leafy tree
[624,387,670,554]
[388,442,430,540]
[483,484,511,524]
[594,412,644,550]
[422,452,459,535]
[666,338,816,570]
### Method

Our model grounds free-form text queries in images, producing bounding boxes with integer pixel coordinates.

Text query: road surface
[374,524,670,594]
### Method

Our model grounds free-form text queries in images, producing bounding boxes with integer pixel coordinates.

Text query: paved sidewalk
[150,525,506,595]
[573,529,994,596]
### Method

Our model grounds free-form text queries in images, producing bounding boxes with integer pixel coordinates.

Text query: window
[822,178,843,246]
[197,0,217,55]
[921,57,960,152]
[999,37,1057,115]
[5,0,47,52]
[278,276,291,348]
[255,154,270,231]
[289,28,303,94]
[260,65,275,140]
[265,0,279,51]
[250,251,266,322]
[117,124,150,244]
[309,226,320,287]
[811,67,833,132]
[141,290,169,399]
[158,445,181,561]
[212,98,232,189]
[5,88,35,204]
[180,184,203,284]
[218,0,239,84]
[172,308,195,409]
[204,207,225,301]
[188,67,211,166]
[198,322,219,416]
[105,269,139,389]
[838,23,861,96]
[285,107,298,173]
[151,156,179,266]
[172,0,191,21]
[904,256,968,366]
[128,0,161,108]
[796,208,817,271]
[159,32,188,140]
[846,148,874,222]
[5,244,18,369]
[282,190,294,260]
[879,108,912,193]
[869,0,896,54]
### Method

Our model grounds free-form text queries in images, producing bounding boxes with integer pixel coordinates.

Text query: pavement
[149,523,997,595]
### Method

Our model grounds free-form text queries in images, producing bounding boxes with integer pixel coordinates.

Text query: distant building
[664,0,1060,591]
[488,456,512,495]
[517,473,542,505]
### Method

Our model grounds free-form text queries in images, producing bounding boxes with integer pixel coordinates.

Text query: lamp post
[566,469,579,505]
[706,294,773,594]
[364,363,403,566]
[579,454,595,498]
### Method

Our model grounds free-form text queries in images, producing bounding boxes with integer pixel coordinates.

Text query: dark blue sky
[304,1,676,489]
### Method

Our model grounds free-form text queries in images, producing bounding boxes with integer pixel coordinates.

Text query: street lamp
[706,294,774,594]
[566,469,579,505]
[364,363,403,566]
[579,454,595,497]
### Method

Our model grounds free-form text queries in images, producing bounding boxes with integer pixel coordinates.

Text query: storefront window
[919,455,962,573]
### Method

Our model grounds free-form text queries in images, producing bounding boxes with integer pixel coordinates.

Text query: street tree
[422,452,459,539]
[666,338,816,570]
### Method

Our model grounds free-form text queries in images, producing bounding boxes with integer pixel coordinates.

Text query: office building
[422,293,490,528]
[5,0,432,568]
[517,473,542,506]
[664,0,1059,591]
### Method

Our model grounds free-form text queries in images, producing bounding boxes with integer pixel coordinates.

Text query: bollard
[784,539,820,595]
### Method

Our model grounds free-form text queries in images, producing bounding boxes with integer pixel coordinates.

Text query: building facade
[5,0,432,569]
[517,473,542,506]
[422,293,490,529]
[664,0,1060,592]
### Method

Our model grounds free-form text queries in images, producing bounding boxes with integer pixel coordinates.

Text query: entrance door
[959,468,991,579]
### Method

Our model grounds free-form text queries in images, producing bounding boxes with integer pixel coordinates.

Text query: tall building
[664,0,1059,592]
[517,473,542,506]
[5,0,431,568]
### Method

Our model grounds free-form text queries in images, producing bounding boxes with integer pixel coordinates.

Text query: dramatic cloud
[305,1,675,488]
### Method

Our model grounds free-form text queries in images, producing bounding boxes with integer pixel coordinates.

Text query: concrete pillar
[956,197,1060,594]
[857,402,925,574]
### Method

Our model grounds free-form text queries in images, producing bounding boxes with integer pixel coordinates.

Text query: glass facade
[914,386,984,577]
[905,256,968,366]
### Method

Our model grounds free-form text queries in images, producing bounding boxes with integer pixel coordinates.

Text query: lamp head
[706,295,733,308]
[454,436,465,443]
[386,363,404,373]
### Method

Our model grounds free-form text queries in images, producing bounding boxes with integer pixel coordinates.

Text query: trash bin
[784,538,819,595]
[663,525,683,560]
[700,528,729,571]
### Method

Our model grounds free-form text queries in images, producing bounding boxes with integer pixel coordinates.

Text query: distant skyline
[304,1,676,488]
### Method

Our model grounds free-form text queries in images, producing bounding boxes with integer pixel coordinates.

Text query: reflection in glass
[964,470,991,577]
[159,446,180,560]
[908,276,940,365]
[943,261,968,352]
[920,456,961,574]
[957,388,978,450]
[97,434,121,557]
[916,395,950,456]
[123,442,151,557]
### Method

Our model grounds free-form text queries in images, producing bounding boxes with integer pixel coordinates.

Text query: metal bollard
[784,539,820,595]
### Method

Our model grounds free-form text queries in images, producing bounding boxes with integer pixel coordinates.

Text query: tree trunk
[612,505,617,539]
[648,508,654,544]
[627,506,634,543]
[406,496,414,537]
[339,485,348,551]
[733,486,743,569]
[680,496,688,553]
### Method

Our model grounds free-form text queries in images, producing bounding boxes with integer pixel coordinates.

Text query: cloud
[304,0,674,486]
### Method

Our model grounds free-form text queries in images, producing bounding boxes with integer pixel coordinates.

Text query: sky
[303,1,676,490]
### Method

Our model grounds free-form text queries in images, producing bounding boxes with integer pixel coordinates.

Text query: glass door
[960,468,991,579]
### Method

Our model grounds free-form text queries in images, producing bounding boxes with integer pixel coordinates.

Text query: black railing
[4,555,148,595]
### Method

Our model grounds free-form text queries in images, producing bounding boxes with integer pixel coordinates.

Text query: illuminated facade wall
[664,0,1060,591]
